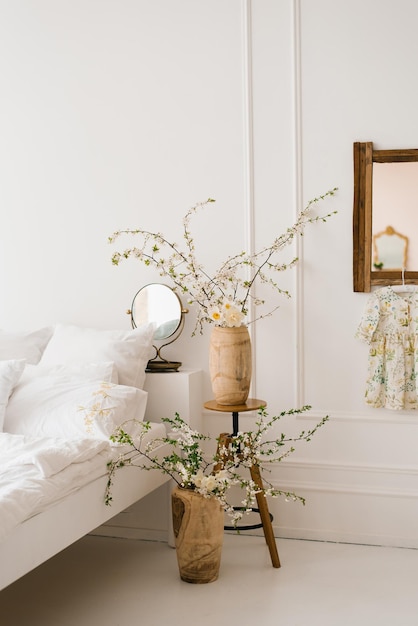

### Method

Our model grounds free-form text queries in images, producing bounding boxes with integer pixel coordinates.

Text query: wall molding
[268,455,418,500]
[240,0,257,393]
[298,408,418,425]
[272,478,418,500]
[282,458,418,477]
[291,0,305,408]
[291,0,303,191]
[203,406,418,425]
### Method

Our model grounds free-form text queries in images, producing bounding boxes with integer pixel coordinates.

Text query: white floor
[1,533,418,626]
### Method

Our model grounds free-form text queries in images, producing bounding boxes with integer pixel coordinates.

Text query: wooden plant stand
[204,399,281,569]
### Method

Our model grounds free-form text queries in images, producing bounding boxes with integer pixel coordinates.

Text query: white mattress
[0,423,166,544]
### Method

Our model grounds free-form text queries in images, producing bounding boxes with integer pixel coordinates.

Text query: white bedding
[0,421,167,546]
[0,324,181,590]
[0,433,110,543]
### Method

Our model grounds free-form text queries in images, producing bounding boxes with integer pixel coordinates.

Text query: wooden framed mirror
[353,141,418,292]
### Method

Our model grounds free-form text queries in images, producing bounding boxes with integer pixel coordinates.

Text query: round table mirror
[129,284,186,371]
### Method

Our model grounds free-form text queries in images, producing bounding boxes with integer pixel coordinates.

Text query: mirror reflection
[372,226,408,270]
[372,161,418,270]
[130,284,186,371]
[131,283,182,340]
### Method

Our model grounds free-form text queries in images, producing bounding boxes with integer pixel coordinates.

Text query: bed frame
[0,369,201,591]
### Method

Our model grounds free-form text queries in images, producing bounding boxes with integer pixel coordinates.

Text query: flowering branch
[106,408,329,527]
[109,190,337,335]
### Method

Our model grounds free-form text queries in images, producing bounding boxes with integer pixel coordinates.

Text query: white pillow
[20,362,118,385]
[39,323,155,389]
[4,377,148,441]
[0,360,26,430]
[0,327,53,365]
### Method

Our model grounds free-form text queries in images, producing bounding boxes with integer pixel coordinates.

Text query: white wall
[1,0,418,548]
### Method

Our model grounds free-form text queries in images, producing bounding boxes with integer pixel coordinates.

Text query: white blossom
[223,304,245,327]
[109,191,337,335]
[106,408,329,527]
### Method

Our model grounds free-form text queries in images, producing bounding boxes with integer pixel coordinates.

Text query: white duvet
[0,433,110,543]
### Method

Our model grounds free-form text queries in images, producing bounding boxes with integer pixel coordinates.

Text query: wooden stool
[204,399,281,569]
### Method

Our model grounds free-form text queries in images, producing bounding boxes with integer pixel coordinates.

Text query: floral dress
[356,286,418,410]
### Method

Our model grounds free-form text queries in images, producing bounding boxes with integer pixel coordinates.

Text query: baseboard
[90,525,169,543]
[272,526,418,549]
[91,515,418,550]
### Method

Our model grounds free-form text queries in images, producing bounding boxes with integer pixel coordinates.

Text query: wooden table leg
[216,433,281,568]
[250,463,281,568]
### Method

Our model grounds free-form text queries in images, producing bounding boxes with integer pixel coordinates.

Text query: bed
[0,324,201,591]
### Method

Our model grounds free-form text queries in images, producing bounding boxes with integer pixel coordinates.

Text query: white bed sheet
[0,423,166,545]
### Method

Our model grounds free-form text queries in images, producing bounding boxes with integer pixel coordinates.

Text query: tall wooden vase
[171,486,224,584]
[209,325,252,405]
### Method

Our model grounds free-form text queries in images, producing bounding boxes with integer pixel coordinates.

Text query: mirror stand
[127,283,188,372]
[146,314,186,372]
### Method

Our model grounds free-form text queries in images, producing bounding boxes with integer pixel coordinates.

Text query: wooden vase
[171,486,224,584]
[209,325,252,405]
